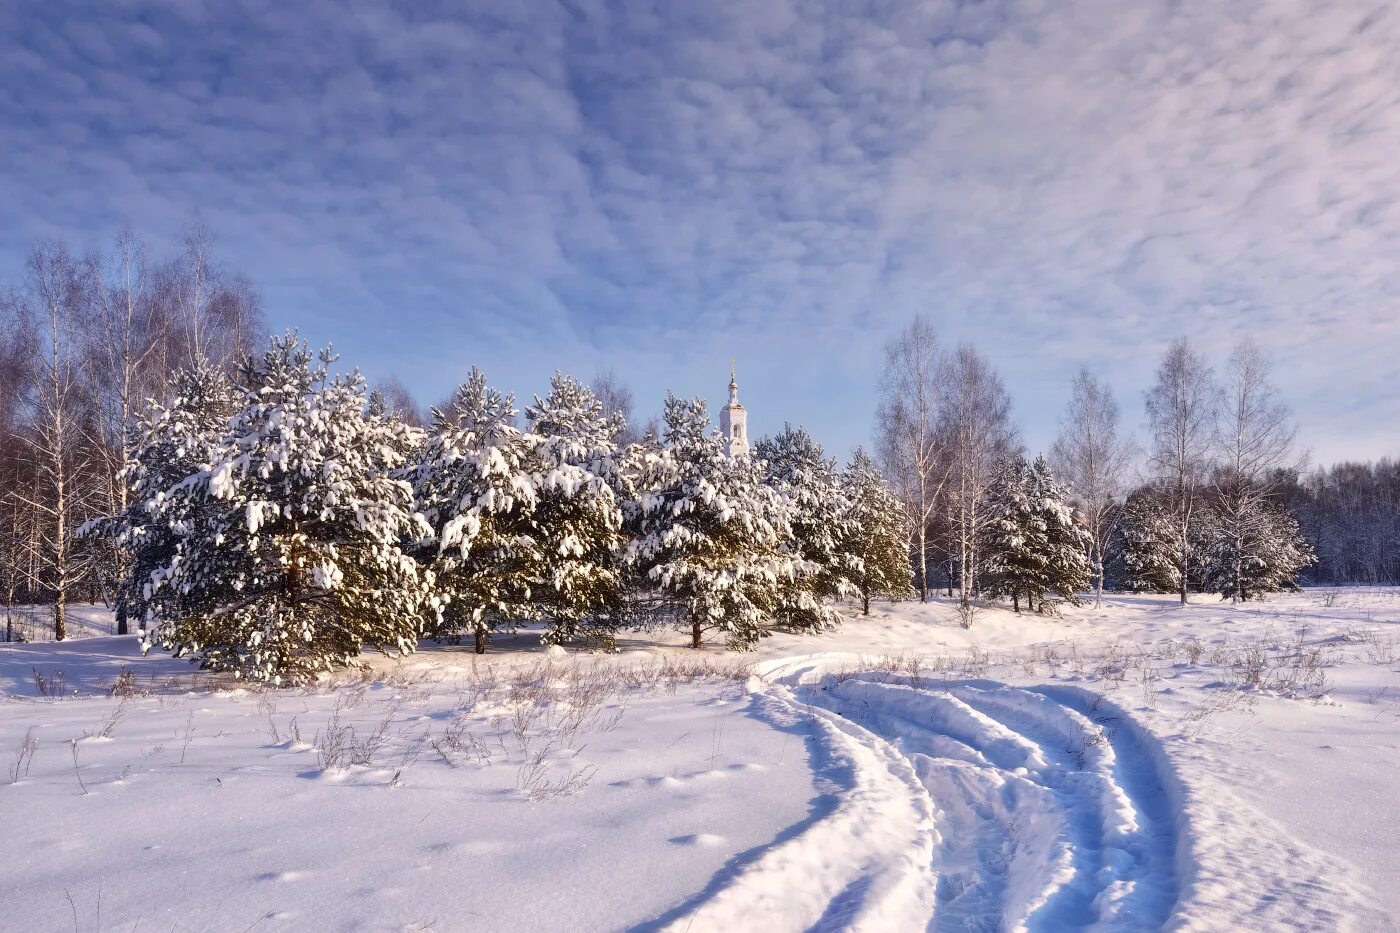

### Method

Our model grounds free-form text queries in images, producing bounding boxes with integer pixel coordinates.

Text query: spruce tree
[755,424,855,633]
[523,373,626,648]
[131,333,436,683]
[367,388,427,461]
[841,448,915,614]
[409,368,540,653]
[624,394,793,649]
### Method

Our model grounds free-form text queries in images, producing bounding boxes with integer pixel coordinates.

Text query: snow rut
[651,686,940,932]
[656,659,1183,932]
[655,659,1388,932]
[813,677,1181,932]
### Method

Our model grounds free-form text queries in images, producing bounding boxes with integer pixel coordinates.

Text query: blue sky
[4,0,1399,465]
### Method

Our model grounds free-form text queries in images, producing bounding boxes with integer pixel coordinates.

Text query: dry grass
[8,726,38,783]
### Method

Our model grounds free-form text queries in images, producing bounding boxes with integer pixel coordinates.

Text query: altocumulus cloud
[2,0,1398,461]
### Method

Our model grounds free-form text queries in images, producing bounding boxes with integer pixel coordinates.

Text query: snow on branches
[756,423,859,633]
[94,353,921,672]
[842,447,915,615]
[624,394,794,649]
[984,456,1093,613]
[114,333,437,683]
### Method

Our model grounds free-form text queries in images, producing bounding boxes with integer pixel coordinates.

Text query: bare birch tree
[938,345,1018,619]
[1,320,36,640]
[371,374,426,428]
[1050,368,1133,606]
[165,222,262,371]
[1144,338,1218,605]
[82,230,178,632]
[591,369,637,445]
[875,317,947,600]
[0,226,264,638]
[6,242,97,639]
[1213,340,1301,602]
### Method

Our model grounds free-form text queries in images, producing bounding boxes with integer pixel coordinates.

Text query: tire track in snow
[644,686,939,932]
[807,677,1179,931]
[751,656,1185,930]
[652,656,1387,931]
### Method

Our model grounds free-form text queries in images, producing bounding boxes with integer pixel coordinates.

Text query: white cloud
[1,0,1397,462]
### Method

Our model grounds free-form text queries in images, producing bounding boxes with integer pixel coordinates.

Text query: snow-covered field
[4,590,1399,931]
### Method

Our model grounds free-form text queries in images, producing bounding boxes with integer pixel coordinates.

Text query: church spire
[720,359,748,458]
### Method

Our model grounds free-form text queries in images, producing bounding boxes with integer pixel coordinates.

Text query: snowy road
[655,655,1393,932]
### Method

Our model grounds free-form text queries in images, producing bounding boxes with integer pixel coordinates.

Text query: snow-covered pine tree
[983,456,1047,612]
[985,456,1092,612]
[755,423,855,633]
[1117,486,1181,593]
[841,448,915,615]
[135,333,436,683]
[1203,494,1316,600]
[408,368,540,654]
[1027,456,1093,609]
[1117,484,1219,595]
[624,393,793,649]
[523,373,626,648]
[81,359,241,637]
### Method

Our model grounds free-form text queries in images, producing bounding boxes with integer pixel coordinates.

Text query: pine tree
[1118,486,1181,594]
[409,368,540,653]
[755,424,855,633]
[367,387,427,461]
[1118,484,1220,595]
[1028,456,1093,608]
[841,448,915,615]
[1203,494,1316,600]
[523,373,626,648]
[985,456,1092,612]
[984,457,1047,612]
[624,394,793,649]
[129,333,436,683]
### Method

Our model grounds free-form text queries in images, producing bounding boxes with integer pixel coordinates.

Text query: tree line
[1,232,915,667]
[71,333,912,680]
[875,317,1397,614]
[3,231,1395,655]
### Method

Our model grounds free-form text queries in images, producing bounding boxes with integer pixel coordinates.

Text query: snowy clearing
[4,589,1399,931]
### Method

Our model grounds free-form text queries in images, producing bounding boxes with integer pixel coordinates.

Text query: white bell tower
[719,359,749,458]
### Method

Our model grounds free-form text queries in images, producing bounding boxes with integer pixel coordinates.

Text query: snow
[4,588,1400,930]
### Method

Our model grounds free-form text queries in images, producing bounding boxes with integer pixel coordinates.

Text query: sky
[3,0,1399,466]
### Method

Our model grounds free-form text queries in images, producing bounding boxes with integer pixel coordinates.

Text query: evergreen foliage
[1118,486,1184,594]
[1202,491,1316,600]
[408,368,540,653]
[1118,485,1223,596]
[523,373,627,648]
[624,394,793,649]
[81,360,241,636]
[125,333,437,683]
[985,456,1092,611]
[755,423,856,633]
[841,448,915,614]
[984,457,1046,611]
